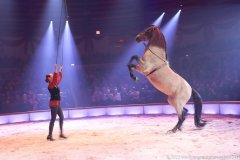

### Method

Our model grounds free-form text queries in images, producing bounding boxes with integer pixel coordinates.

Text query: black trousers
[48,106,64,136]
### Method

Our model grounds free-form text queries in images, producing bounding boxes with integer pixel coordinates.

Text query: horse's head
[135,25,166,51]
[136,25,160,43]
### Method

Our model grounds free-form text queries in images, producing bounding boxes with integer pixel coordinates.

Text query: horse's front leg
[127,55,141,81]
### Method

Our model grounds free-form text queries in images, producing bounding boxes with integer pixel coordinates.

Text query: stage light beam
[152,12,165,26]
[59,21,89,107]
[162,10,181,59]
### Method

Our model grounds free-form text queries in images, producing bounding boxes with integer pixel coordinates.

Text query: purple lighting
[202,104,220,114]
[0,115,9,124]
[29,112,51,121]
[107,107,125,116]
[162,105,176,114]
[144,105,163,114]
[220,104,240,115]
[69,109,88,118]
[124,106,144,115]
[88,108,106,117]
[8,113,29,123]
[1,103,240,124]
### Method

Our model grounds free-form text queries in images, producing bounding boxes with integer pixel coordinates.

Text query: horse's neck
[145,44,167,61]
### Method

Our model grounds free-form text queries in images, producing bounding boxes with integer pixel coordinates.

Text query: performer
[45,64,67,141]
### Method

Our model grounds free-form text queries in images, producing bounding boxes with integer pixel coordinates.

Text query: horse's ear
[155,26,161,31]
[151,25,160,30]
[149,25,159,28]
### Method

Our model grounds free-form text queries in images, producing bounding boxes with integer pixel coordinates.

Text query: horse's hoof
[200,119,207,123]
[166,130,174,134]
[167,129,177,134]
[183,107,188,113]
[177,127,182,131]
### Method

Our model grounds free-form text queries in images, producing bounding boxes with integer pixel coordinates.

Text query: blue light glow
[152,12,165,26]
[59,22,89,107]
[162,10,181,59]
[27,21,56,75]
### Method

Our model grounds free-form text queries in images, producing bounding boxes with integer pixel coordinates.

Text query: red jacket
[48,72,62,107]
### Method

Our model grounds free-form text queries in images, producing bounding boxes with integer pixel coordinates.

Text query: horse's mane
[148,27,167,51]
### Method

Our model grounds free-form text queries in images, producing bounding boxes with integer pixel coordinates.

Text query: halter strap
[143,43,168,63]
[146,61,169,77]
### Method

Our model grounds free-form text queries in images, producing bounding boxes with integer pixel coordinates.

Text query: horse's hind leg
[167,107,188,133]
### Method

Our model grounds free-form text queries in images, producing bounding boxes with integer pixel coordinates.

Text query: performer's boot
[47,135,55,141]
[47,121,55,141]
[60,130,67,139]
[60,134,67,139]
[59,118,67,139]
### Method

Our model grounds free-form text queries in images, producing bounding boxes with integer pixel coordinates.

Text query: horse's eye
[145,29,153,37]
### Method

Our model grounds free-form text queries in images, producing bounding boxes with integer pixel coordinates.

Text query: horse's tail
[192,88,206,128]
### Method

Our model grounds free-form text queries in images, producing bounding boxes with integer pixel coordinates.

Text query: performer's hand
[59,65,63,72]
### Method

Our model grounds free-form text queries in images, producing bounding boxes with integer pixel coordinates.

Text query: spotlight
[50,20,53,24]
[152,12,165,26]
[71,63,75,67]
[162,9,181,58]
[66,20,68,23]
[96,30,101,35]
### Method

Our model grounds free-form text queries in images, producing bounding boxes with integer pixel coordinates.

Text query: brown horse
[128,25,206,133]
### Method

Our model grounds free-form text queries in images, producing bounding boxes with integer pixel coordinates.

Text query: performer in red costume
[45,64,67,141]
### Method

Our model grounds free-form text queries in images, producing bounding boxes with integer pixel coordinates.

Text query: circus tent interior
[0,0,240,159]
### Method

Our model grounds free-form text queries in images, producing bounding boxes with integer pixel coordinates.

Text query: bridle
[141,26,168,62]
[143,43,168,63]
[139,27,169,77]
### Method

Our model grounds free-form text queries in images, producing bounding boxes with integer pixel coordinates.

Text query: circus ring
[0,102,240,160]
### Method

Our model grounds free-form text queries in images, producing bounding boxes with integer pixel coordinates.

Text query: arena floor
[0,115,240,160]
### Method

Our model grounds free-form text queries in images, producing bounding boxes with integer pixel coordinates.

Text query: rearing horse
[128,25,206,133]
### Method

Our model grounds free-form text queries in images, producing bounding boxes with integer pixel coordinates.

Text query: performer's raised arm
[45,64,66,141]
